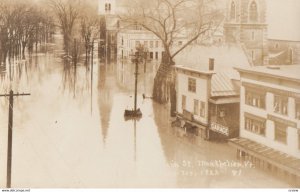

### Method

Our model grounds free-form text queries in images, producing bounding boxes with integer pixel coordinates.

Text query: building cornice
[175,65,215,77]
[235,67,300,84]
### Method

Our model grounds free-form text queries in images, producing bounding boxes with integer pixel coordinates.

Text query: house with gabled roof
[173,44,250,140]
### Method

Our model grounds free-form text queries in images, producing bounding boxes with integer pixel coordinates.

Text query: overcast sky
[33,0,300,41]
[266,0,300,41]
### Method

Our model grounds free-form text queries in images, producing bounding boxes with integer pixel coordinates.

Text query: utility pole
[91,40,94,115]
[134,55,139,112]
[91,40,94,81]
[0,90,30,188]
[143,52,146,73]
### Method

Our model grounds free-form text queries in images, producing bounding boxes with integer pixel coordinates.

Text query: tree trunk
[152,57,177,116]
[22,44,26,59]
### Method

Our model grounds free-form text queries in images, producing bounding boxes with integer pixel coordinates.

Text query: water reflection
[61,60,77,97]
[98,64,113,144]
[0,39,294,188]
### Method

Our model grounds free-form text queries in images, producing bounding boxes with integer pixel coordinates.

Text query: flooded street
[0,37,292,188]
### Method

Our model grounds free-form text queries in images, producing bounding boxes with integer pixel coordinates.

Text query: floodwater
[0,36,292,188]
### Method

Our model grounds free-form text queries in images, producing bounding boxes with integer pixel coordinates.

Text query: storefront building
[231,64,300,185]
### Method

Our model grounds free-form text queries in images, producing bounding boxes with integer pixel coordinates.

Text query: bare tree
[80,8,99,64]
[49,0,81,55]
[0,0,55,62]
[121,0,223,114]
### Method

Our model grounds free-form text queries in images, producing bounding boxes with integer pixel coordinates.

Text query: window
[249,1,258,22]
[245,114,266,136]
[182,95,186,111]
[289,48,293,64]
[251,50,255,60]
[144,41,148,47]
[188,78,196,93]
[105,3,111,12]
[298,132,300,150]
[122,37,124,45]
[111,34,114,42]
[295,101,300,120]
[155,41,159,48]
[150,41,153,48]
[200,101,205,118]
[245,89,265,109]
[194,99,199,115]
[135,41,140,47]
[274,95,288,115]
[230,1,236,20]
[252,31,255,40]
[274,122,287,144]
[155,52,158,59]
[150,52,153,59]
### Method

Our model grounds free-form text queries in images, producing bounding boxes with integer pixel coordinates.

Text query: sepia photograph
[0,0,299,189]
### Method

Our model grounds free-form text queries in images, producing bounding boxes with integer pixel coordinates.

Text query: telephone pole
[0,90,30,188]
[90,40,94,115]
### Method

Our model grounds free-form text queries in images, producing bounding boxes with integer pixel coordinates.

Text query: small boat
[124,108,142,118]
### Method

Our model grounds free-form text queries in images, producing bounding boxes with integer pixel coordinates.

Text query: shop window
[245,89,265,109]
[200,101,205,118]
[111,34,114,42]
[274,122,287,144]
[182,95,186,111]
[274,95,288,116]
[296,101,300,120]
[188,78,196,93]
[245,114,266,136]
[194,99,199,115]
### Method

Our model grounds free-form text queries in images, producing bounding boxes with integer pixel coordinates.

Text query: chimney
[209,58,214,71]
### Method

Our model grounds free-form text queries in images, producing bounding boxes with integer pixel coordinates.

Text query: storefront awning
[229,137,300,176]
[209,97,240,104]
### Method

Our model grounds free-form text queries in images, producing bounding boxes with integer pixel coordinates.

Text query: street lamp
[124,45,144,119]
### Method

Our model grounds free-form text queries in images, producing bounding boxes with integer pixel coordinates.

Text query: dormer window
[249,1,258,22]
[230,1,236,20]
